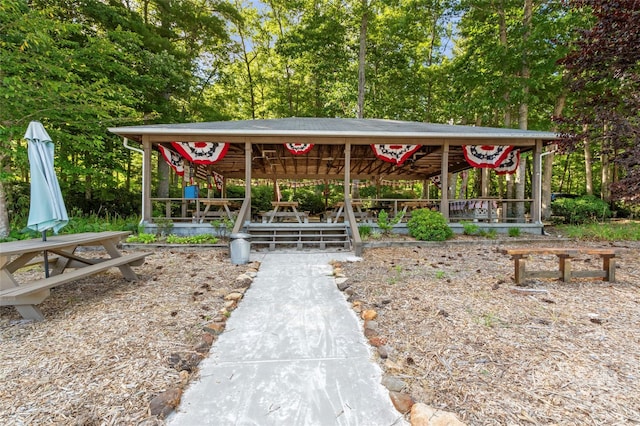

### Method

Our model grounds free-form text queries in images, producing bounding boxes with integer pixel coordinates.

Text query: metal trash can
[229,233,251,265]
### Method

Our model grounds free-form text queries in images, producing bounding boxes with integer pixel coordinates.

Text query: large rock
[362,309,377,320]
[410,403,466,426]
[149,387,182,418]
[389,391,414,413]
[382,375,406,392]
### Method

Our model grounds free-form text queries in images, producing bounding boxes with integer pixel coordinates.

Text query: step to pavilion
[245,223,351,251]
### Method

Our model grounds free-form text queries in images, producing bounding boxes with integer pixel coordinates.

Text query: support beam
[440,141,449,220]
[142,135,152,223]
[532,139,543,224]
[244,141,252,225]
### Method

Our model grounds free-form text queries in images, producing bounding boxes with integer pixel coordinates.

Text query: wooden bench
[0,252,149,307]
[260,211,309,223]
[501,248,617,285]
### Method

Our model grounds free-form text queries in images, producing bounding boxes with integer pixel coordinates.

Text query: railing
[150,198,244,222]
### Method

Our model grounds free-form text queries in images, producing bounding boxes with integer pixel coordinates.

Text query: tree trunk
[157,156,170,198]
[448,173,457,199]
[601,149,611,202]
[357,0,368,119]
[584,138,594,196]
[542,92,567,219]
[458,171,469,199]
[0,180,10,238]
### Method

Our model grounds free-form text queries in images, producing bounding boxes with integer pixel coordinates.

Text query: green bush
[508,227,521,237]
[377,210,404,235]
[551,195,611,224]
[407,209,453,241]
[290,188,326,214]
[461,221,480,235]
[359,225,372,239]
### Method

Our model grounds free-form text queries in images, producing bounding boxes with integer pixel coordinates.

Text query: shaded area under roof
[109,118,557,180]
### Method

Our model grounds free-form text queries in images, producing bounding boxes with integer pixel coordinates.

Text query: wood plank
[0,252,148,302]
[0,231,131,257]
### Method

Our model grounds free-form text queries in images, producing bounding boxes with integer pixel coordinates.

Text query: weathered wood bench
[0,252,149,316]
[260,211,309,223]
[501,248,618,284]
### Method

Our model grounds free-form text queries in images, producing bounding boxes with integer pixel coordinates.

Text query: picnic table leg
[15,304,45,321]
[602,255,616,281]
[102,238,139,281]
[512,255,527,284]
[558,254,572,282]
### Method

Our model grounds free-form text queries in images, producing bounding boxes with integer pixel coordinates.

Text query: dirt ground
[1,237,639,425]
[339,239,640,425]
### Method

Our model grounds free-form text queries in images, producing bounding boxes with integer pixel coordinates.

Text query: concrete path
[168,250,406,426]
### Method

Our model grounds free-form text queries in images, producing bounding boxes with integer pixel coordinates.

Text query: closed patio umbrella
[25,121,69,276]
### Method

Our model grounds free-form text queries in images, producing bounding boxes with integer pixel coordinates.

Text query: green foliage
[407,209,453,241]
[211,216,235,237]
[508,227,521,237]
[555,221,640,241]
[165,234,219,244]
[551,196,612,224]
[461,221,480,235]
[153,218,174,236]
[126,233,157,244]
[358,225,372,239]
[289,188,325,214]
[376,210,404,235]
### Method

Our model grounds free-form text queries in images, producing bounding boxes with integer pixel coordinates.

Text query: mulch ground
[1,237,638,425]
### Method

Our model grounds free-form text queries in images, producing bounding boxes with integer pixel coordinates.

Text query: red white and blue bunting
[463,145,514,168]
[495,149,520,175]
[212,171,224,191]
[158,145,185,176]
[171,142,229,165]
[371,144,422,166]
[284,143,314,155]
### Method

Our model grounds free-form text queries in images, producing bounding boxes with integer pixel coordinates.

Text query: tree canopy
[1,0,638,236]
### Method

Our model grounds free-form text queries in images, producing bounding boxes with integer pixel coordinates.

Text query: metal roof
[108,117,557,143]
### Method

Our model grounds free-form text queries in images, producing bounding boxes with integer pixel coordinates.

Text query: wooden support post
[558,254,572,282]
[602,255,616,281]
[513,255,527,284]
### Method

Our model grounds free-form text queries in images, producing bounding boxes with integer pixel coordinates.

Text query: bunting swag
[463,145,514,168]
[212,171,224,191]
[495,149,520,175]
[171,142,229,165]
[371,144,422,166]
[285,143,314,155]
[158,145,185,176]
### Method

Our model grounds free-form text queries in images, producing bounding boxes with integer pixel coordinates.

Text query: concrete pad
[168,251,406,426]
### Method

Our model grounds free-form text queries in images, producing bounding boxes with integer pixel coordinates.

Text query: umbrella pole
[42,231,50,278]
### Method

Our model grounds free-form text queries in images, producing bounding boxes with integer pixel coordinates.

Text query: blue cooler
[184,185,199,199]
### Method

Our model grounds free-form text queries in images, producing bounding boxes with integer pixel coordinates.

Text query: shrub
[461,221,480,235]
[377,210,404,235]
[407,209,453,241]
[508,227,521,237]
[551,195,611,224]
[359,225,372,239]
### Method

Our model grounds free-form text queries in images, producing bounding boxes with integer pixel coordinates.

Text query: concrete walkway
[168,250,406,426]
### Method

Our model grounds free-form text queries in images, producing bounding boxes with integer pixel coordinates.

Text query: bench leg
[558,255,572,282]
[15,304,45,321]
[513,255,527,284]
[602,255,616,281]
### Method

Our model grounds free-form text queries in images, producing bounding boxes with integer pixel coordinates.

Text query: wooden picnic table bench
[500,247,618,285]
[0,231,149,321]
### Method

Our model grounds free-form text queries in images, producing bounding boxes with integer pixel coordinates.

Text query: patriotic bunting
[495,149,520,175]
[431,175,441,189]
[463,145,514,168]
[285,143,314,155]
[371,144,422,166]
[171,141,229,165]
[212,171,224,191]
[158,145,185,176]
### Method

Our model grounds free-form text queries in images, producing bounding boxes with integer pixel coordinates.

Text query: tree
[558,0,640,204]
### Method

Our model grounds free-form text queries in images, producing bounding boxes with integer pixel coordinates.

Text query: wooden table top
[0,231,130,257]
[271,201,299,207]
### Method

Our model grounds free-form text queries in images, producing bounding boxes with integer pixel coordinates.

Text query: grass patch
[555,221,640,241]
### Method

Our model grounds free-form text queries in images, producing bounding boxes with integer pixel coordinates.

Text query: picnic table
[328,201,371,223]
[0,231,148,321]
[261,201,308,223]
[198,199,235,223]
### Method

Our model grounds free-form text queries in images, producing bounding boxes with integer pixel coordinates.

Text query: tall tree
[558,0,640,204]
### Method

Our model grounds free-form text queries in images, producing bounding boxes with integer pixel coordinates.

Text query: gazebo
[109,118,557,253]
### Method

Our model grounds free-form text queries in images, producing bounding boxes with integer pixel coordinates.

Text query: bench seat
[501,248,617,284]
[0,252,149,305]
